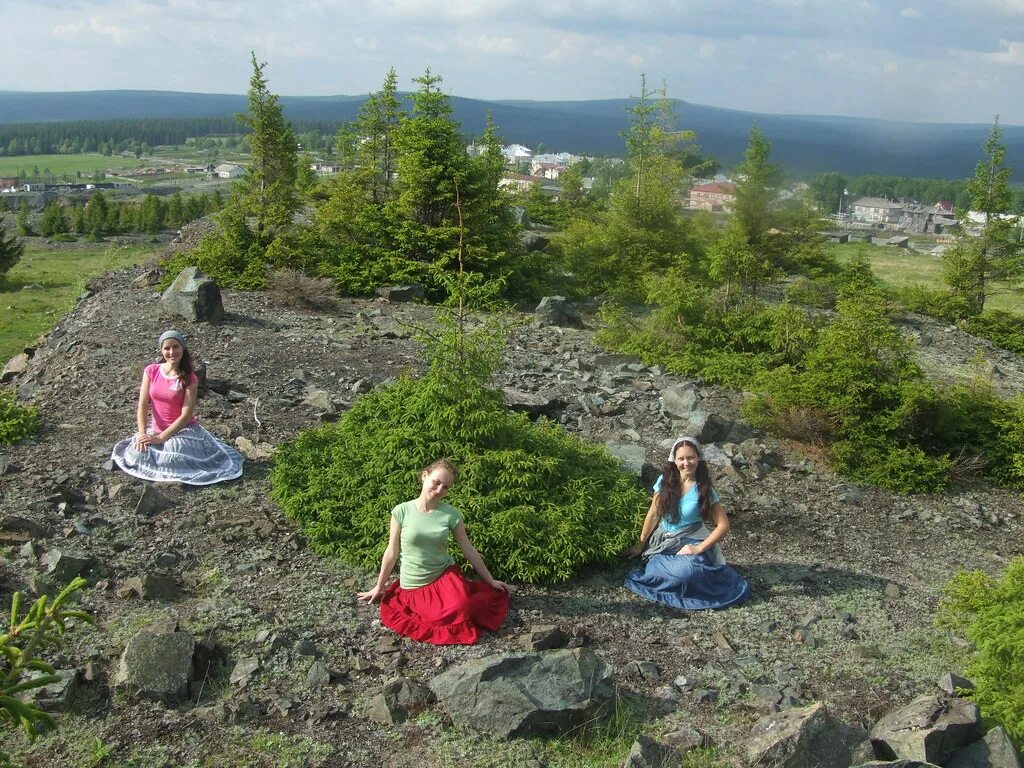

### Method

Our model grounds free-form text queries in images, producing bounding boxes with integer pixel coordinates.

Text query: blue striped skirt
[111,424,243,486]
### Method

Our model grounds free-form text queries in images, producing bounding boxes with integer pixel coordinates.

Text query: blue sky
[4,0,1024,124]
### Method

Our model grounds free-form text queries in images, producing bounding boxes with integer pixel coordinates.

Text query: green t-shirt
[392,500,462,589]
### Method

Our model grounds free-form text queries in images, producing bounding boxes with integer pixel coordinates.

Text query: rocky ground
[1,266,1022,768]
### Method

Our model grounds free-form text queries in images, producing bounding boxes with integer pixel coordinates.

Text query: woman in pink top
[111,330,243,485]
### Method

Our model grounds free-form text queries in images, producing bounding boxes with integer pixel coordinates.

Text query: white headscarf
[668,436,704,461]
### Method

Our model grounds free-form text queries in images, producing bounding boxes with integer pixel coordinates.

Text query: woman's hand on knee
[677,543,701,556]
[487,578,512,593]
[622,543,644,558]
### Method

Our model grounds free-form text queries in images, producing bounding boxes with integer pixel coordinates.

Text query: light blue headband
[158,330,186,349]
[669,436,704,460]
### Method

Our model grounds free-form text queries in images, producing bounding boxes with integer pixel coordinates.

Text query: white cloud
[698,42,717,59]
[52,15,136,44]
[543,34,585,62]
[404,33,450,54]
[461,35,522,56]
[986,38,1024,62]
[900,7,922,18]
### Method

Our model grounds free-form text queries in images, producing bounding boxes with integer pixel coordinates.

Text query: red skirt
[379,566,510,645]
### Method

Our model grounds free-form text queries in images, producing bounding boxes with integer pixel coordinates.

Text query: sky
[4,0,1024,125]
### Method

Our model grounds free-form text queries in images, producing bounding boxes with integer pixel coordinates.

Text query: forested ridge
[3,90,1024,177]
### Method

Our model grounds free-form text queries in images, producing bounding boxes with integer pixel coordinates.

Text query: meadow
[0,244,159,362]
[830,241,1023,315]
[0,153,147,179]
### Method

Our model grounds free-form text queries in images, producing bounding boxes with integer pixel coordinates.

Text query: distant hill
[1,89,1022,179]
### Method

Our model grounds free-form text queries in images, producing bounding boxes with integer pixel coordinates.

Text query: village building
[214,163,245,179]
[498,173,550,193]
[848,197,904,225]
[0,177,20,193]
[530,161,565,180]
[687,181,736,212]
[501,144,533,164]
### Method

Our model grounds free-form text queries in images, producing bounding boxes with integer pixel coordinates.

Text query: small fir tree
[0,222,24,280]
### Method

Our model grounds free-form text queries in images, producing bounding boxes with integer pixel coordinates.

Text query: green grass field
[830,241,1022,315]
[0,153,146,178]
[0,245,159,362]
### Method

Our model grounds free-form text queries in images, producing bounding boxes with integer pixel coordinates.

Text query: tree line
[809,170,1024,214]
[9,189,222,240]
[0,116,347,158]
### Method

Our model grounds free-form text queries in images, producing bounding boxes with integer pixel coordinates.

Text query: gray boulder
[946,727,1022,768]
[503,388,564,419]
[23,669,77,712]
[375,284,424,302]
[112,621,195,705]
[605,442,646,476]
[674,410,753,445]
[160,267,224,322]
[1,352,30,382]
[623,733,681,768]
[41,549,97,583]
[521,230,550,252]
[853,762,942,768]
[512,206,530,227]
[429,648,614,739]
[302,387,335,414]
[535,296,584,329]
[746,701,868,768]
[871,694,982,764]
[937,672,976,697]
[660,383,701,421]
[365,677,434,725]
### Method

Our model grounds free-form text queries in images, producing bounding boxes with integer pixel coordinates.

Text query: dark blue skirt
[624,538,751,611]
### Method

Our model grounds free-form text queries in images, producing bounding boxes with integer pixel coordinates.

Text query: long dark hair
[174,346,194,393]
[655,454,714,526]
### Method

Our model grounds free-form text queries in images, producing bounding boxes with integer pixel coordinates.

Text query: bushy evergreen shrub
[596,267,816,389]
[271,278,648,584]
[271,376,646,583]
[160,206,270,290]
[938,558,1024,747]
[783,276,836,309]
[965,310,1024,355]
[743,285,951,492]
[0,391,38,445]
[896,285,970,321]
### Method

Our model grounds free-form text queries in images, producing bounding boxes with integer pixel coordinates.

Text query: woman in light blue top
[623,437,750,610]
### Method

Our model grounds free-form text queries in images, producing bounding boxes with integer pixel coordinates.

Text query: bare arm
[357,517,401,603]
[624,494,661,557]
[132,371,153,451]
[453,522,510,592]
[679,502,731,556]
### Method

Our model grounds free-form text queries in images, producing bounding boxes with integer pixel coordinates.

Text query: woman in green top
[357,459,511,645]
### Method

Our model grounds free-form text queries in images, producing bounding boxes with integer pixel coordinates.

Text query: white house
[214,163,246,179]
[502,144,533,164]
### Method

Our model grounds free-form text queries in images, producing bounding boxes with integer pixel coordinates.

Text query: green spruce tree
[943,117,1024,315]
[0,222,24,279]
[235,52,300,246]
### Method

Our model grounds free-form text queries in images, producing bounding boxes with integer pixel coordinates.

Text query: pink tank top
[146,363,198,432]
